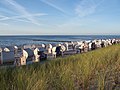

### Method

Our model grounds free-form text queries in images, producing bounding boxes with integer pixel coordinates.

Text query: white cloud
[0,13,47,21]
[1,0,46,25]
[40,0,66,14]
[0,13,47,26]
[75,0,103,17]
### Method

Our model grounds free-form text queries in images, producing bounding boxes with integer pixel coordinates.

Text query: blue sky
[0,0,120,35]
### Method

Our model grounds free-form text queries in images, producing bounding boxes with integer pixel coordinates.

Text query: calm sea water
[0,35,120,46]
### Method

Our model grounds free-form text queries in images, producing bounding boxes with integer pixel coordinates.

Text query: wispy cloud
[0,15,7,18]
[40,0,66,14]
[0,13,47,25]
[0,22,9,26]
[0,7,16,15]
[75,0,104,17]
[0,14,10,21]
[1,0,46,25]
[0,13,47,21]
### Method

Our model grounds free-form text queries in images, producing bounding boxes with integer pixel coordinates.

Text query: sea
[0,35,120,46]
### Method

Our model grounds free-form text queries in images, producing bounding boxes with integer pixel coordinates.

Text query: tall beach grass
[0,44,120,90]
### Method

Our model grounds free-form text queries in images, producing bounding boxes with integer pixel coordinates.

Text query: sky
[0,0,120,35]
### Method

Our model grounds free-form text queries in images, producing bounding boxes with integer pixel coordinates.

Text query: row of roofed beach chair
[0,38,120,66]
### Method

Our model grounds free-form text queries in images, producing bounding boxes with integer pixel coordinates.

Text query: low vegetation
[0,45,120,90]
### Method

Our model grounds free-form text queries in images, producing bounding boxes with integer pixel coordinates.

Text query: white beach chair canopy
[14,46,18,49]
[52,47,56,52]
[23,50,28,59]
[61,45,66,52]
[34,48,39,56]
[4,48,10,52]
[41,44,46,48]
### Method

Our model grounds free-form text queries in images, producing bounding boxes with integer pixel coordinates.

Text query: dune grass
[0,44,120,90]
